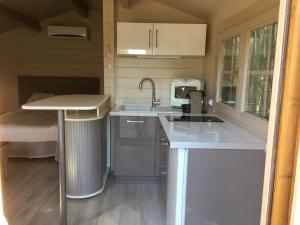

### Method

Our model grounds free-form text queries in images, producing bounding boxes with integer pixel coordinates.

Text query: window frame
[217,35,241,109]
[240,22,278,120]
[216,30,243,119]
[216,14,279,137]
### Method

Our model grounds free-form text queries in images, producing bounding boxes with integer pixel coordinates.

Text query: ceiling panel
[154,0,222,17]
[0,0,101,33]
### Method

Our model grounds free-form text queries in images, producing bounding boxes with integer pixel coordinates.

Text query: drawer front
[119,116,156,140]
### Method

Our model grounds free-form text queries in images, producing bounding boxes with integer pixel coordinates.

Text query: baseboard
[115,175,162,184]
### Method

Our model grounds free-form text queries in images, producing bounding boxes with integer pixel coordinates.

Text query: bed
[0,76,101,159]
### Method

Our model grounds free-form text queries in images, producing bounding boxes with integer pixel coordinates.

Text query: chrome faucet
[138,77,160,108]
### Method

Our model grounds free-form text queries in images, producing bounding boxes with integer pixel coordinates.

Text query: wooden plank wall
[270,0,300,223]
[113,0,205,106]
[203,0,280,100]
[103,0,115,107]
[0,9,103,113]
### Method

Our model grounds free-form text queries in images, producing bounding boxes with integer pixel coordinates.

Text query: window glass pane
[245,23,278,119]
[219,36,240,107]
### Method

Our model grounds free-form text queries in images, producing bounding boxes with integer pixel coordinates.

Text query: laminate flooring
[2,158,165,225]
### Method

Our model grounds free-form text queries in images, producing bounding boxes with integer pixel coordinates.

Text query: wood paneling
[0,9,103,113]
[69,0,89,18]
[114,57,204,105]
[103,0,115,107]
[203,0,279,100]
[270,0,300,224]
[0,3,41,31]
[17,76,100,106]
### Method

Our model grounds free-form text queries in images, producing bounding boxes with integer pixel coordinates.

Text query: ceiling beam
[69,0,89,18]
[0,3,41,32]
[120,0,132,9]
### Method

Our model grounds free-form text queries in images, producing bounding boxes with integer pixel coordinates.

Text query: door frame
[260,0,292,224]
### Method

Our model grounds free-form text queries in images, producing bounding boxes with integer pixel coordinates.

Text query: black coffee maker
[182,90,206,114]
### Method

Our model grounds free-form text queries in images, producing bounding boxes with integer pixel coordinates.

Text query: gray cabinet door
[185,149,265,225]
[112,116,156,176]
[155,120,169,176]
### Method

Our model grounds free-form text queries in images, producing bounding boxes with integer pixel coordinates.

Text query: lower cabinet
[184,149,265,225]
[111,116,156,177]
[111,116,168,179]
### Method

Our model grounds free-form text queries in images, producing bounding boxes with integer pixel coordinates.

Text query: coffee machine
[170,79,206,113]
[189,90,206,114]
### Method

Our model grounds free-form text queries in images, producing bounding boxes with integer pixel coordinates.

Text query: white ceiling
[153,0,222,17]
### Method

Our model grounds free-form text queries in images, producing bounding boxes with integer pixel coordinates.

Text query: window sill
[215,102,236,117]
[215,103,268,139]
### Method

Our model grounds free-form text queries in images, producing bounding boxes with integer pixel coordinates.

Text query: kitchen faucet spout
[138,77,160,108]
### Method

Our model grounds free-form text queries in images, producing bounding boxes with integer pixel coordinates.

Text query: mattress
[0,110,58,142]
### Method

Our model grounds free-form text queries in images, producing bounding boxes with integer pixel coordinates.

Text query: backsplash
[114,57,204,106]
[112,0,205,107]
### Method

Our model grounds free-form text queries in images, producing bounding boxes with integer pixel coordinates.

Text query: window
[244,23,278,119]
[219,36,240,107]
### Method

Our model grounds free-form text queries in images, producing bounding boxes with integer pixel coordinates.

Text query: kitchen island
[158,114,266,225]
[110,106,266,225]
[22,95,110,225]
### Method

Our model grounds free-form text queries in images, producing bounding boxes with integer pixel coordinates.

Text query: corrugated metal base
[67,167,110,199]
[65,117,107,198]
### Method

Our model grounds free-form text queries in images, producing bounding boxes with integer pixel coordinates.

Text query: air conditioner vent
[48,26,88,39]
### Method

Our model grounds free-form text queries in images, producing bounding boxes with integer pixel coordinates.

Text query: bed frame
[18,76,101,106]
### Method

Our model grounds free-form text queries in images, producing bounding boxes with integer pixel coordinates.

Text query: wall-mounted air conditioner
[47,26,88,39]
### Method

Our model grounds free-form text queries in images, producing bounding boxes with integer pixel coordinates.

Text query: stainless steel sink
[121,105,153,112]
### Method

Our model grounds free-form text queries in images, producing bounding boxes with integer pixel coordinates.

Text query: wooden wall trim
[290,116,300,224]
[270,0,300,224]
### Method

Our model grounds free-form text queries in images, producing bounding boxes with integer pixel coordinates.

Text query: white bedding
[0,109,58,159]
[0,110,57,142]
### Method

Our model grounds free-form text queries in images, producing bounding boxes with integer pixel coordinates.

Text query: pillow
[27,93,55,103]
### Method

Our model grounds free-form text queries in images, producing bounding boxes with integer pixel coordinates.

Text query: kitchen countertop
[110,104,266,151]
[159,114,266,150]
[22,95,110,111]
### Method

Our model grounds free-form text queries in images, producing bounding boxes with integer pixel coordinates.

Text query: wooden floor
[2,158,165,225]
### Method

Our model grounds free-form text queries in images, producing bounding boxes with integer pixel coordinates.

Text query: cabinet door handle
[149,29,152,48]
[160,171,167,175]
[161,142,169,146]
[155,29,159,48]
[161,138,167,141]
[126,120,145,124]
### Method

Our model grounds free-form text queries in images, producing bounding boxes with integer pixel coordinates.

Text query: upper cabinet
[117,22,207,56]
[152,23,206,56]
[117,23,154,55]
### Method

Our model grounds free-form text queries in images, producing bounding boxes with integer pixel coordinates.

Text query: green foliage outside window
[245,23,278,119]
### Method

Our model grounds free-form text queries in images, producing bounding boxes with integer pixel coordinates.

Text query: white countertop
[159,114,266,150]
[22,95,110,111]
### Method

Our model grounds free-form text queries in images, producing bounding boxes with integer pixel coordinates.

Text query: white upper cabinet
[117,22,154,55]
[117,22,207,56]
[153,24,206,56]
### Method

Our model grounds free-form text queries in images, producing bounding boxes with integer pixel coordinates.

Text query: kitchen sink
[121,105,153,112]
